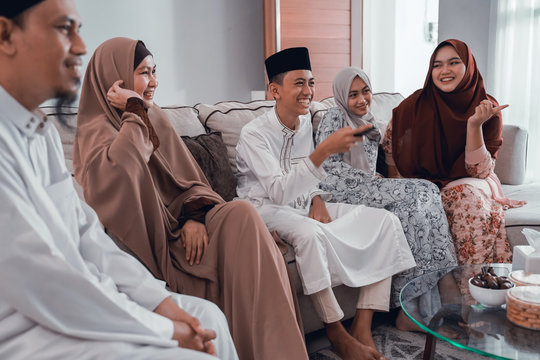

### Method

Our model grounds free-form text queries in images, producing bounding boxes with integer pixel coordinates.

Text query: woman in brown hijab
[74,37,308,360]
[382,39,525,266]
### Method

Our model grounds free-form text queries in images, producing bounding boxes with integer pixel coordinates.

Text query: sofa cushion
[495,125,528,185]
[42,106,85,201]
[182,132,237,201]
[310,99,332,138]
[196,100,275,174]
[42,106,78,163]
[161,105,206,137]
[503,182,540,248]
[503,183,540,226]
[370,92,405,134]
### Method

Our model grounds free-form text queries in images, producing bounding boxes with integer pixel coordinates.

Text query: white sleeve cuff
[310,190,332,202]
[304,157,327,180]
[130,277,171,311]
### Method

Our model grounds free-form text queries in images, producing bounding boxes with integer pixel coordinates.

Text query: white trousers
[259,202,415,295]
[310,277,392,323]
[0,294,238,360]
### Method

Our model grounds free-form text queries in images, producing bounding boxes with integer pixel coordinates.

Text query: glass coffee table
[399,264,540,360]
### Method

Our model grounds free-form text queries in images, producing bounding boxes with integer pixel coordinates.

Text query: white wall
[394,0,439,97]
[362,0,396,93]
[438,0,494,91]
[74,0,264,106]
[363,0,438,97]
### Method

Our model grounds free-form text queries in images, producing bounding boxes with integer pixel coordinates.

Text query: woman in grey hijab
[316,67,458,329]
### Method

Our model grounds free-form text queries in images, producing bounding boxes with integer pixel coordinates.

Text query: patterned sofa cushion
[181,132,237,201]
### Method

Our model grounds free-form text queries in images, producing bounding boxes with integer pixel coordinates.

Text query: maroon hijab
[391,39,503,187]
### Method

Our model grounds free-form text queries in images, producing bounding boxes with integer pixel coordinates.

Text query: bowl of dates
[468,266,515,307]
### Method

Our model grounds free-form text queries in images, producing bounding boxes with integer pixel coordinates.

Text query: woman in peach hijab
[383,39,526,266]
[74,37,308,360]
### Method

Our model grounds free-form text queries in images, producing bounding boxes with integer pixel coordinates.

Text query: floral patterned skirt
[441,183,512,266]
[321,174,458,307]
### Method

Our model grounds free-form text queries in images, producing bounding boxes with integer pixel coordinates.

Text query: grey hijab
[332,67,380,173]
[332,66,380,142]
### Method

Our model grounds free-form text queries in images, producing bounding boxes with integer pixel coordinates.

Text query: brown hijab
[73,37,224,294]
[391,39,503,187]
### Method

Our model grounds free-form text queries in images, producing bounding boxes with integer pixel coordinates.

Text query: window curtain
[492,0,540,181]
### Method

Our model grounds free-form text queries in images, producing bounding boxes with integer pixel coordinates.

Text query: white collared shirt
[236,107,330,210]
[0,86,176,348]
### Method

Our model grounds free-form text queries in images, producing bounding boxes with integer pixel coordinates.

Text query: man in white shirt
[0,1,237,359]
[236,47,416,360]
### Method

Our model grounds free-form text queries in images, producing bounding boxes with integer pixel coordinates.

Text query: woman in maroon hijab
[382,39,525,266]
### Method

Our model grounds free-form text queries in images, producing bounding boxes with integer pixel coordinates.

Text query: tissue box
[520,228,540,273]
[513,246,536,271]
[526,252,540,274]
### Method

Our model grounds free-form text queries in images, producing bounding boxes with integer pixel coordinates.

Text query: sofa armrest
[494,124,528,185]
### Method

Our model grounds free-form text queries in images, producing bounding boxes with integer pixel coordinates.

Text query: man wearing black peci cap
[0,1,239,359]
[236,47,416,360]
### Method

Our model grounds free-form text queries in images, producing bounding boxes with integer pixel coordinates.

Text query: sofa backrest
[496,125,528,185]
[43,94,528,191]
[195,100,275,174]
[161,105,206,137]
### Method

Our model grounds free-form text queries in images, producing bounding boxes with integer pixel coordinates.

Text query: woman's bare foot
[395,308,426,333]
[326,322,386,360]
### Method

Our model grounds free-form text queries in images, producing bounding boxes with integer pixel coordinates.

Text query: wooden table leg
[423,333,436,360]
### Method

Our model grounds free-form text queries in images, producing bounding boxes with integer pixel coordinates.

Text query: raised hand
[324,123,373,154]
[107,80,142,110]
[310,124,373,167]
[467,99,508,128]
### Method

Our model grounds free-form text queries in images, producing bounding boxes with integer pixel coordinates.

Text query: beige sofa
[43,92,540,335]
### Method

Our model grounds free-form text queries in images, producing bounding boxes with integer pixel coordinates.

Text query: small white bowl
[468,277,514,307]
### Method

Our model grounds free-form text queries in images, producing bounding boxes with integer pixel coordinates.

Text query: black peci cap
[265,47,311,81]
[0,0,45,19]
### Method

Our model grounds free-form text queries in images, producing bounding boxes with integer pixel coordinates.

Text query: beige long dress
[73,37,307,360]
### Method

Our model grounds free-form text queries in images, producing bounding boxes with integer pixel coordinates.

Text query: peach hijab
[73,37,224,293]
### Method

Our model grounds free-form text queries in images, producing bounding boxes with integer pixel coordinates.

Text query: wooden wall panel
[281,9,350,25]
[283,0,350,10]
[263,0,277,61]
[281,24,350,39]
[280,0,351,100]
[281,38,350,54]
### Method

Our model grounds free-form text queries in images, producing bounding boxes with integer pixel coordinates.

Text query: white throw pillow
[196,100,275,174]
[162,105,206,137]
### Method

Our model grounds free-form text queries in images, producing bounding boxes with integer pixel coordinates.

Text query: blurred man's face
[10,0,86,105]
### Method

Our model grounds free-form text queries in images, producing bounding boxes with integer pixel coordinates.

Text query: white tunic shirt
[236,108,415,295]
[236,108,329,211]
[0,86,177,349]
